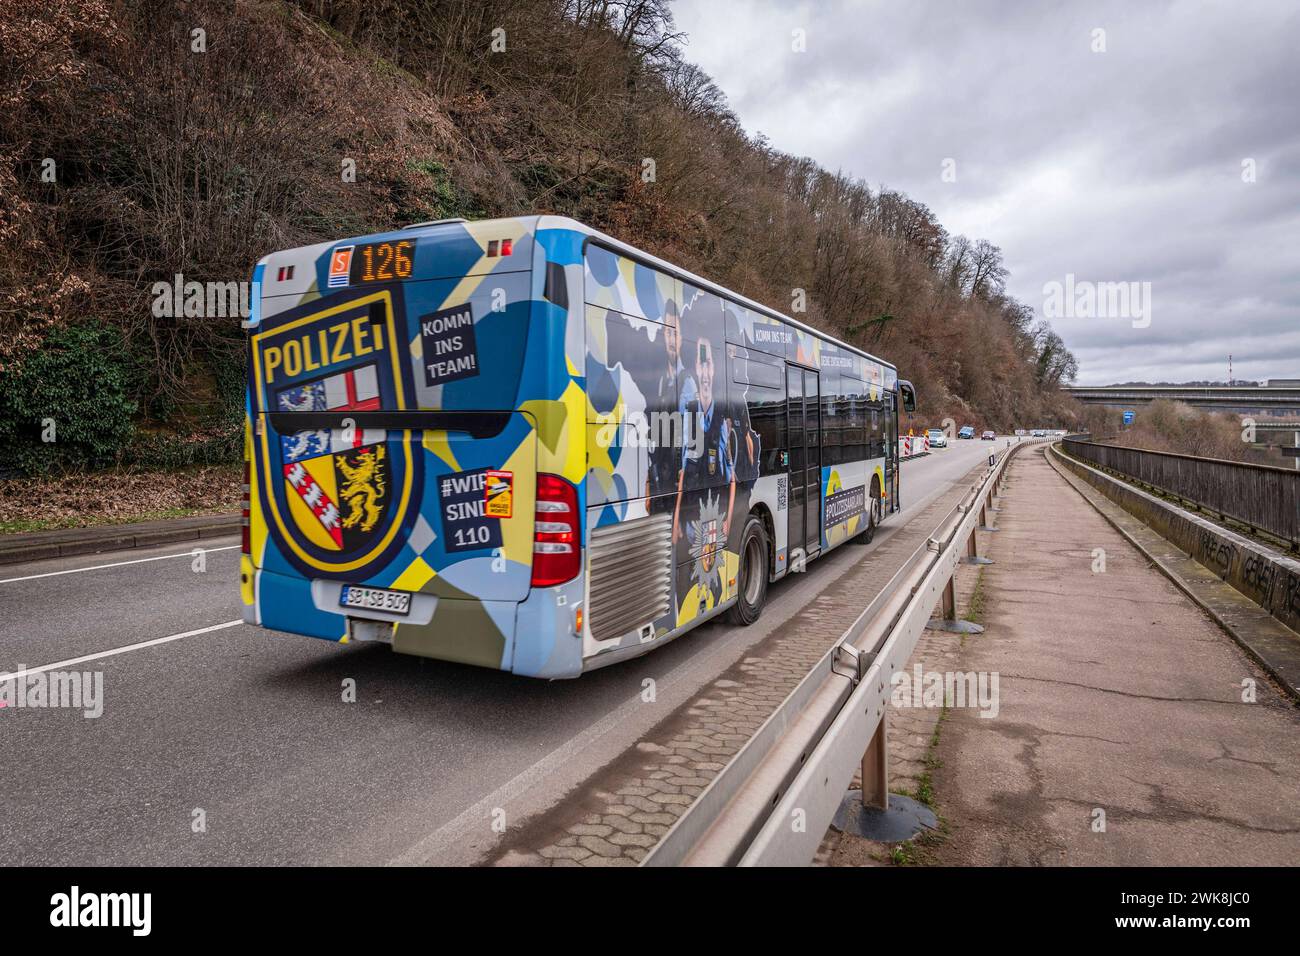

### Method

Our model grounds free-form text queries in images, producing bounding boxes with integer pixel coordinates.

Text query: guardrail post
[861,716,888,811]
[832,705,938,843]
[963,528,993,565]
[926,574,984,634]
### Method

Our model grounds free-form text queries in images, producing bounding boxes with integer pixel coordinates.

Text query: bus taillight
[241,458,251,555]
[531,473,578,587]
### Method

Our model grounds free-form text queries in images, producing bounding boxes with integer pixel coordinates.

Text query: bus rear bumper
[255,568,347,642]
[384,580,583,678]
[507,576,586,679]
[249,567,587,678]
[391,596,517,671]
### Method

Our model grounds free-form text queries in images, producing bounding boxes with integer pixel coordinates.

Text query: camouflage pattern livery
[242,216,900,678]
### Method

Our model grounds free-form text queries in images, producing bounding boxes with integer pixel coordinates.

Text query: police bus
[240,216,916,679]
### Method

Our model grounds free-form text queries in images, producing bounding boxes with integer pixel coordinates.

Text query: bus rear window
[253,272,533,414]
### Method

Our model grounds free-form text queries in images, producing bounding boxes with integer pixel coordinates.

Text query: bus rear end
[241,217,591,678]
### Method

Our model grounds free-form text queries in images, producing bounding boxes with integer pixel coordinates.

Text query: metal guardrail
[1061,438,1300,550]
[644,437,1045,866]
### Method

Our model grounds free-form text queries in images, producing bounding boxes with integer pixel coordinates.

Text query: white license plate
[339,585,412,616]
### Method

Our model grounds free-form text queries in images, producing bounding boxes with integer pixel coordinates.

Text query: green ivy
[123,342,245,471]
[406,159,485,222]
[0,323,138,475]
[124,430,241,471]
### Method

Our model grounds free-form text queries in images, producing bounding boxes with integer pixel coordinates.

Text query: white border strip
[0,546,240,585]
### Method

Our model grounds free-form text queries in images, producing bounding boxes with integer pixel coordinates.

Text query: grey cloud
[674,0,1300,384]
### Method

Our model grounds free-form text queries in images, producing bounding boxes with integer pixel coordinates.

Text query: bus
[240,216,916,679]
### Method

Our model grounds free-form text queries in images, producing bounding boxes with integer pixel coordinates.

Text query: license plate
[339,585,412,616]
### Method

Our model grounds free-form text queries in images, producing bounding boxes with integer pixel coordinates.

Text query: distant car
[1030,429,1046,437]
[981,430,995,440]
[926,428,947,448]
[957,425,975,439]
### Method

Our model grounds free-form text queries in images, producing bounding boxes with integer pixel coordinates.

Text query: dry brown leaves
[0,464,240,531]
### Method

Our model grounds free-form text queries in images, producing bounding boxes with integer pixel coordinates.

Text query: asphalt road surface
[0,437,1007,865]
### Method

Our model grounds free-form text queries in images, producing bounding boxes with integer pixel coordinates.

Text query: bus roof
[255,214,897,373]
[532,215,898,373]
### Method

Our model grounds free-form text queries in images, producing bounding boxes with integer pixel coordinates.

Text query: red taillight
[241,458,251,555]
[531,473,579,587]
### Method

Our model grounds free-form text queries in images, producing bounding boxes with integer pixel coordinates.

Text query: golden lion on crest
[337,445,387,532]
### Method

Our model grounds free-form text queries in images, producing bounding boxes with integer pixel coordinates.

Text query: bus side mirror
[898,380,917,413]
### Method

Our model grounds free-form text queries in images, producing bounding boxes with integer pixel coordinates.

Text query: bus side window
[732,351,784,478]
[868,404,882,460]
[820,381,841,466]
[748,395,784,477]
[840,375,866,464]
[543,261,569,309]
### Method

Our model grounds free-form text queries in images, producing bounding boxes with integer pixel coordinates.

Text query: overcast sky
[673,0,1300,385]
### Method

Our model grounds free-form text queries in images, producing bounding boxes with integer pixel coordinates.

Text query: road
[0,437,1006,865]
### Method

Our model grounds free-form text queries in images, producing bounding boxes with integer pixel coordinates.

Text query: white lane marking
[0,545,240,585]
[1,621,243,682]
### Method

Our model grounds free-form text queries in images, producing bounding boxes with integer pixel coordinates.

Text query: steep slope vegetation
[0,0,1081,475]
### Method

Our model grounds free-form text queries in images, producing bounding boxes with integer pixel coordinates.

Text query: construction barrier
[899,435,930,459]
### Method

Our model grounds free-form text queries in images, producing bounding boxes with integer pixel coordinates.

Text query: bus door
[786,364,822,560]
[886,389,899,508]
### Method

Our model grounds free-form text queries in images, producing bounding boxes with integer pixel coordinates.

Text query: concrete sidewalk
[928,446,1300,865]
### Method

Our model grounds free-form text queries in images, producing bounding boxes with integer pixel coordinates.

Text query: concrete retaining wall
[1053,445,1300,636]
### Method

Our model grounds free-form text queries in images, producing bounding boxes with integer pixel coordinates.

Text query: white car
[926,428,948,448]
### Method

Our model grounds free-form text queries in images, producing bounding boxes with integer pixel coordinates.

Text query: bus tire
[856,482,884,545]
[727,515,769,627]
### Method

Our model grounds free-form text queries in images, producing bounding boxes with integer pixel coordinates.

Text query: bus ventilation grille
[587,513,672,642]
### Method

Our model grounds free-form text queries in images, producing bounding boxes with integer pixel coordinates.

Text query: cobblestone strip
[491,470,988,866]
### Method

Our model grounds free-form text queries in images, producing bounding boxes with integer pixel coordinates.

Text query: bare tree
[968,238,1008,298]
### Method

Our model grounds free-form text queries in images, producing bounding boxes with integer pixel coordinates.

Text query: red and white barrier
[899,435,931,459]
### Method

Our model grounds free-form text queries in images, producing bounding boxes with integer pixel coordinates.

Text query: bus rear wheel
[727,515,769,626]
[856,485,884,544]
